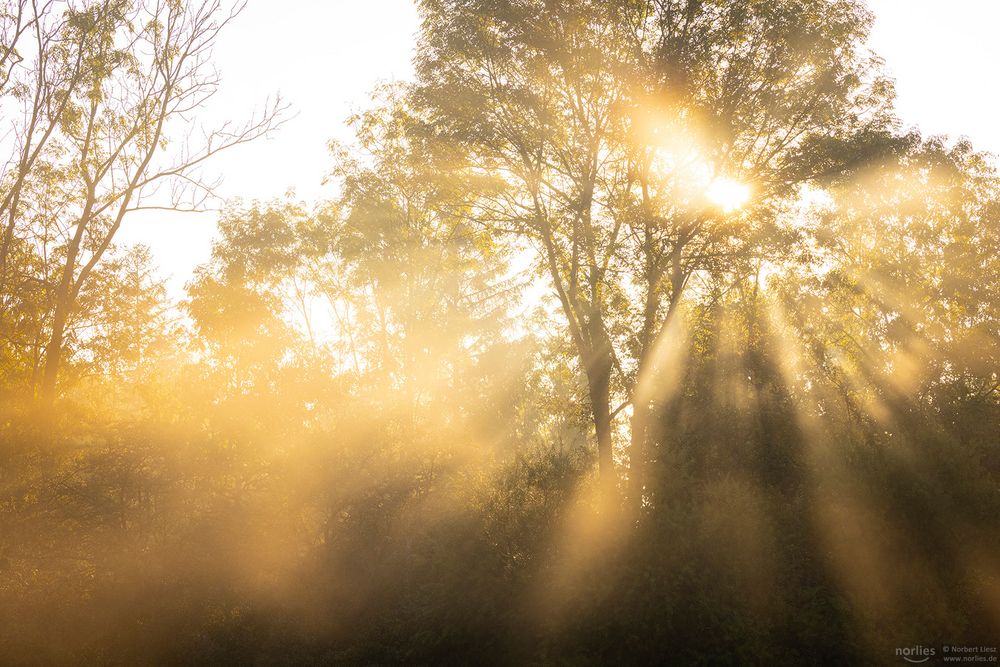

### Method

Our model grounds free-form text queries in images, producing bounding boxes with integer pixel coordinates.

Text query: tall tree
[413,0,894,492]
[1,0,286,403]
[326,93,513,425]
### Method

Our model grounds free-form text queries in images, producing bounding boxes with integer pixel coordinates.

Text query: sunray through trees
[1,1,998,664]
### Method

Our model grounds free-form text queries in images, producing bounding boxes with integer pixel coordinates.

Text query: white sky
[866,0,1000,152]
[119,0,421,294]
[118,0,1000,296]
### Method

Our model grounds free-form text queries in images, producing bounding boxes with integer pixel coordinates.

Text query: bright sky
[118,0,420,294]
[866,0,1000,153]
[119,0,1000,296]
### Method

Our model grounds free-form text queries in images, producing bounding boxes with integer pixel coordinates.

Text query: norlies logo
[897,646,936,663]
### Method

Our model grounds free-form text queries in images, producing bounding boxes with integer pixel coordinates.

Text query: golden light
[706,177,751,212]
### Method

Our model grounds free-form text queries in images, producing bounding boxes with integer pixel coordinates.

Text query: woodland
[1,0,998,664]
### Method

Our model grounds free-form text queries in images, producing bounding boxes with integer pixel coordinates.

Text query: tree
[775,133,1000,450]
[186,202,302,389]
[188,90,518,444]
[325,92,515,432]
[82,243,172,379]
[413,0,894,492]
[0,0,286,404]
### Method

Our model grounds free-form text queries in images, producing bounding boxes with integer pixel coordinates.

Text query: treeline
[1,0,999,664]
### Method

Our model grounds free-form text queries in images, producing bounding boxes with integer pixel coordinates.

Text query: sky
[118,0,1000,296]
[865,0,1000,152]
[118,0,421,294]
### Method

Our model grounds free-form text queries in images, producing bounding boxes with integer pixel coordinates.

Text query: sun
[706,177,751,212]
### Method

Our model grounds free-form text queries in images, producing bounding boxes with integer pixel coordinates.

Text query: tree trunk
[586,354,614,483]
[39,272,73,404]
[582,315,616,493]
[39,215,87,404]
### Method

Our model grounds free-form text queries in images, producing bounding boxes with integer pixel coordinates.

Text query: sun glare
[706,177,751,212]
